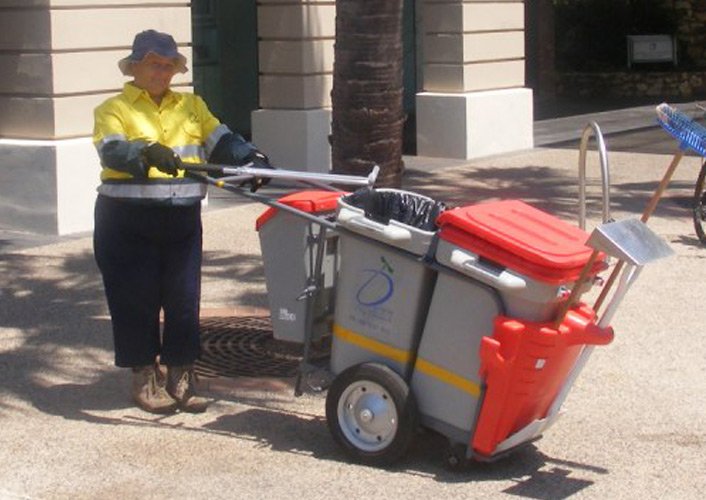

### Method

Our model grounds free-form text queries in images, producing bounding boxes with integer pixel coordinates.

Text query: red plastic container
[471,304,613,457]
[256,190,344,231]
[436,200,605,284]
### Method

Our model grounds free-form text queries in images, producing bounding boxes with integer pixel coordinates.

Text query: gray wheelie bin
[256,190,344,343]
[330,189,445,378]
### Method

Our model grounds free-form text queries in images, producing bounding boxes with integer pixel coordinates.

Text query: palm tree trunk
[331,0,405,187]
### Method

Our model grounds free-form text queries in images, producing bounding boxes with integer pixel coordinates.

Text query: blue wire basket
[656,103,706,157]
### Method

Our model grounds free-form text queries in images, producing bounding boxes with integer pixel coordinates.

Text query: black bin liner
[343,188,446,232]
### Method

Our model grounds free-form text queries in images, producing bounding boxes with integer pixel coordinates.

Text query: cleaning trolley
[184,140,673,467]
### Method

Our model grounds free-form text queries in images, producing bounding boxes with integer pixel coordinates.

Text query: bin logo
[356,257,395,307]
[278,308,296,322]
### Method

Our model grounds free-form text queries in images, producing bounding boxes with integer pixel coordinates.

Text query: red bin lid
[256,190,345,231]
[436,200,603,283]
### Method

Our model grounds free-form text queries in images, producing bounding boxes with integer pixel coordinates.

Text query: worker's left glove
[243,151,274,192]
[142,142,183,176]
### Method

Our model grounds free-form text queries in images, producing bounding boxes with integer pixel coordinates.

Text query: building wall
[0,0,533,234]
[673,0,706,66]
[416,0,533,159]
[253,0,533,166]
[558,70,706,100]
[252,0,335,173]
[0,1,191,234]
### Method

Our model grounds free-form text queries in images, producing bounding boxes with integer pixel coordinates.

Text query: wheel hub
[337,380,398,452]
[359,408,374,423]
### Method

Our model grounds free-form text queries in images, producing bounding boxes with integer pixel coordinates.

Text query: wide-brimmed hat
[118,29,188,76]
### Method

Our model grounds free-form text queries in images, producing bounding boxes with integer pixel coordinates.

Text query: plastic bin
[256,190,343,343]
[411,200,606,446]
[330,189,444,378]
[434,199,606,321]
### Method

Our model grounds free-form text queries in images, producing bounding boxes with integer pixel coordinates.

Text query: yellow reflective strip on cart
[332,323,412,365]
[414,357,481,398]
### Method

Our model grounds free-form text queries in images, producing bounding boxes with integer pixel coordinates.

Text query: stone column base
[0,138,99,235]
[251,109,332,173]
[416,88,533,159]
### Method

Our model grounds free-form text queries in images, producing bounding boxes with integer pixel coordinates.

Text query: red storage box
[436,200,605,284]
[256,190,344,230]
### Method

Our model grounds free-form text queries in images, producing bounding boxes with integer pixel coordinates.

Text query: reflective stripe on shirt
[205,123,231,157]
[97,180,207,200]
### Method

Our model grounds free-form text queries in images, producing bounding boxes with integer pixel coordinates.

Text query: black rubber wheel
[694,160,706,245]
[443,442,468,470]
[325,362,418,467]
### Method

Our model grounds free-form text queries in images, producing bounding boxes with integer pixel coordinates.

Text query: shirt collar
[122,82,181,106]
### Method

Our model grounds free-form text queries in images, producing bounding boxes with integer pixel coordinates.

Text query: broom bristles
[656,102,706,156]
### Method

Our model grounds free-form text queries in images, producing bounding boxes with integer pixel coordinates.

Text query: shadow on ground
[201,397,607,500]
[35,383,607,499]
[0,245,269,416]
[404,163,696,226]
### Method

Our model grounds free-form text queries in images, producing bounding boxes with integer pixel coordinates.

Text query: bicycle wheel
[694,160,706,245]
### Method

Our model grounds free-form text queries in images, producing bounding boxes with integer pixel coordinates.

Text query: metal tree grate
[194,316,328,379]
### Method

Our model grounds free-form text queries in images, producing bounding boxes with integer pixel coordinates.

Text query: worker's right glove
[142,142,183,176]
[243,151,274,192]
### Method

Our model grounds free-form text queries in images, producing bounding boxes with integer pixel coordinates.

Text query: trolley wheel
[694,160,706,245]
[325,362,418,466]
[443,442,468,470]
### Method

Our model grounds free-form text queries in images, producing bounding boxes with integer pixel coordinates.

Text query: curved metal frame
[578,122,612,230]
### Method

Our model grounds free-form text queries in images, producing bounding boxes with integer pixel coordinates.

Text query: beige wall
[0,1,192,140]
[416,0,533,159]
[257,0,335,109]
[421,0,525,93]
[253,0,336,173]
[0,1,192,235]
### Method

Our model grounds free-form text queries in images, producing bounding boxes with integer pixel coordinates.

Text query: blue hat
[118,30,188,76]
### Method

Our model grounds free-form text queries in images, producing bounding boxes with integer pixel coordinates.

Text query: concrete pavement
[1,106,706,499]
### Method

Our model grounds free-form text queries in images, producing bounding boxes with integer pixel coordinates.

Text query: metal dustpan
[589,218,673,328]
[554,218,673,327]
[587,218,674,266]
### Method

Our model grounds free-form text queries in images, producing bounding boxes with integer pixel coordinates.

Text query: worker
[92,29,272,414]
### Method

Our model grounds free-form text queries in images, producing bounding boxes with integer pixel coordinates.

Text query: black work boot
[166,365,210,413]
[131,364,178,414]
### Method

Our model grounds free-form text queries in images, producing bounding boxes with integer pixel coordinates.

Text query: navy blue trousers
[93,195,202,368]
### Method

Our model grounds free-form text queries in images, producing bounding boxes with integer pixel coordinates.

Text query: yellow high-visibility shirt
[93,83,230,202]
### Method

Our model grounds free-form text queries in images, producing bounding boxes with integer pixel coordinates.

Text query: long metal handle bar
[578,121,612,230]
[185,163,379,188]
[187,171,338,231]
[206,173,344,193]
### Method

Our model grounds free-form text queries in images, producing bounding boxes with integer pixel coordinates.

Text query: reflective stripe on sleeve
[205,123,232,158]
[173,144,206,162]
[95,134,128,152]
[97,181,207,200]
